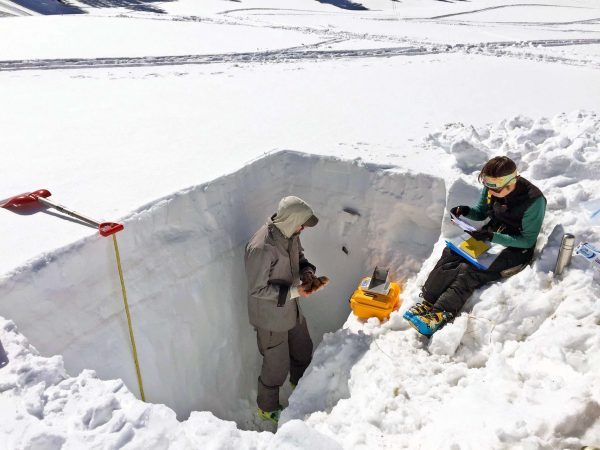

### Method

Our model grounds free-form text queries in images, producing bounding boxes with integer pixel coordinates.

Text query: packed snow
[1,0,599,449]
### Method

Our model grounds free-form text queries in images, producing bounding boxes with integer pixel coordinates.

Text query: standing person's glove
[450,206,470,218]
[301,275,330,294]
[467,229,493,242]
[300,271,315,286]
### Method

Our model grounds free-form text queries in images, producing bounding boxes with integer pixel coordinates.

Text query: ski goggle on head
[482,171,518,193]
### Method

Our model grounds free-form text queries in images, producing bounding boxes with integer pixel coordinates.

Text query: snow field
[0,15,325,61]
[3,49,600,278]
[1,0,600,447]
[0,151,445,430]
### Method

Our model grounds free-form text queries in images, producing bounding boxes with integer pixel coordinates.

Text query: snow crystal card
[459,236,491,258]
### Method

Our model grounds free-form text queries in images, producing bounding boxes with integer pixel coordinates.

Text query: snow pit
[0,151,445,426]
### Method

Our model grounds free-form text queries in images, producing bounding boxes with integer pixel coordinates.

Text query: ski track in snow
[218,7,343,16]
[2,38,600,72]
[2,5,600,72]
[426,3,589,20]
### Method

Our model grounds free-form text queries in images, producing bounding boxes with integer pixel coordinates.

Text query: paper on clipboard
[450,213,477,233]
[445,234,505,270]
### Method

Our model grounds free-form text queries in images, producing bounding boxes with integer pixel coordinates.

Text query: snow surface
[1,0,600,449]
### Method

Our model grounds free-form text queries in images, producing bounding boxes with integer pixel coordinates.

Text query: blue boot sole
[404,314,434,337]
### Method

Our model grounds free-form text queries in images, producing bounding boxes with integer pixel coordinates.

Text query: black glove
[300,270,315,285]
[467,229,493,242]
[450,205,470,218]
[302,276,330,294]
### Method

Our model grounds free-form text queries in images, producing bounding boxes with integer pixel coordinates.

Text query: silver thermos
[554,233,575,276]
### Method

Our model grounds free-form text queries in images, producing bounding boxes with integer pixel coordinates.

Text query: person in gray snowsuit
[245,196,326,423]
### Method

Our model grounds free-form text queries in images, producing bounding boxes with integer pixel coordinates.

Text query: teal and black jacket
[465,177,546,249]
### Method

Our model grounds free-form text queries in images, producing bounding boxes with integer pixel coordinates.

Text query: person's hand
[450,205,470,218]
[467,229,493,242]
[300,271,315,285]
[310,276,329,293]
[297,285,311,298]
[300,276,330,295]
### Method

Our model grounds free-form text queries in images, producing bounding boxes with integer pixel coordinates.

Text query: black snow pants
[422,246,534,316]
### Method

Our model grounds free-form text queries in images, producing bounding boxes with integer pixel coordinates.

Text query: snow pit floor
[0,150,446,431]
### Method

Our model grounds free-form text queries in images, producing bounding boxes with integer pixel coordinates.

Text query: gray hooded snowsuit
[245,196,318,412]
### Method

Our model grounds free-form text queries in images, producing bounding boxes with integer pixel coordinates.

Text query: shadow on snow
[316,0,368,11]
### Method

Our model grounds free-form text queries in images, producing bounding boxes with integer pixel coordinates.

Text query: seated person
[404,156,546,336]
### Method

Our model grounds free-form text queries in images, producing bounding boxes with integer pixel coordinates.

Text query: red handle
[31,189,51,199]
[1,189,51,209]
[99,222,124,237]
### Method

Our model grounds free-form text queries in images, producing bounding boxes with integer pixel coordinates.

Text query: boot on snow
[402,300,433,320]
[405,310,453,337]
[258,406,283,424]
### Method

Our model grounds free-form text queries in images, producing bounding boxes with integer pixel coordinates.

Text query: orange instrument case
[350,267,402,321]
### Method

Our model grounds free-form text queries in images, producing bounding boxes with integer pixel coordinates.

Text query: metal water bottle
[554,233,575,276]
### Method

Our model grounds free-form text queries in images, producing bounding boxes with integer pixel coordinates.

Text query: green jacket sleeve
[491,197,546,248]
[465,189,489,221]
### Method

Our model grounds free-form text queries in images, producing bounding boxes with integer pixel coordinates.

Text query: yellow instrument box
[350,267,402,321]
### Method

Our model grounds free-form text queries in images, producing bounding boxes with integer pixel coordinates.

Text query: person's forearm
[491,232,536,249]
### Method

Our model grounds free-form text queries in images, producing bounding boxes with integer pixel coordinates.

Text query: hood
[271,196,318,238]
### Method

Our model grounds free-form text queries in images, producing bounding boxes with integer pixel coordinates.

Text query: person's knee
[290,320,313,359]
[292,338,313,365]
[458,262,472,273]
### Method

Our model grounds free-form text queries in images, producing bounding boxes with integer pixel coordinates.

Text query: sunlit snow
[1,1,599,449]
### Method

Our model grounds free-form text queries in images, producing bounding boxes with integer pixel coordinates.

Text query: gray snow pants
[255,317,313,411]
[423,246,534,316]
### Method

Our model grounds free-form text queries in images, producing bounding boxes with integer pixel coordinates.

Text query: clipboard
[445,234,505,270]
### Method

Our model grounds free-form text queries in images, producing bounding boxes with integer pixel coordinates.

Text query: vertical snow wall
[0,151,446,422]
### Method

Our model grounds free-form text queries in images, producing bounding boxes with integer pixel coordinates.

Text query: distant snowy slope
[8,0,82,14]
[0,0,36,16]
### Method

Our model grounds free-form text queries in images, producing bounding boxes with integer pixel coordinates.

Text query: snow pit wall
[0,151,445,422]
